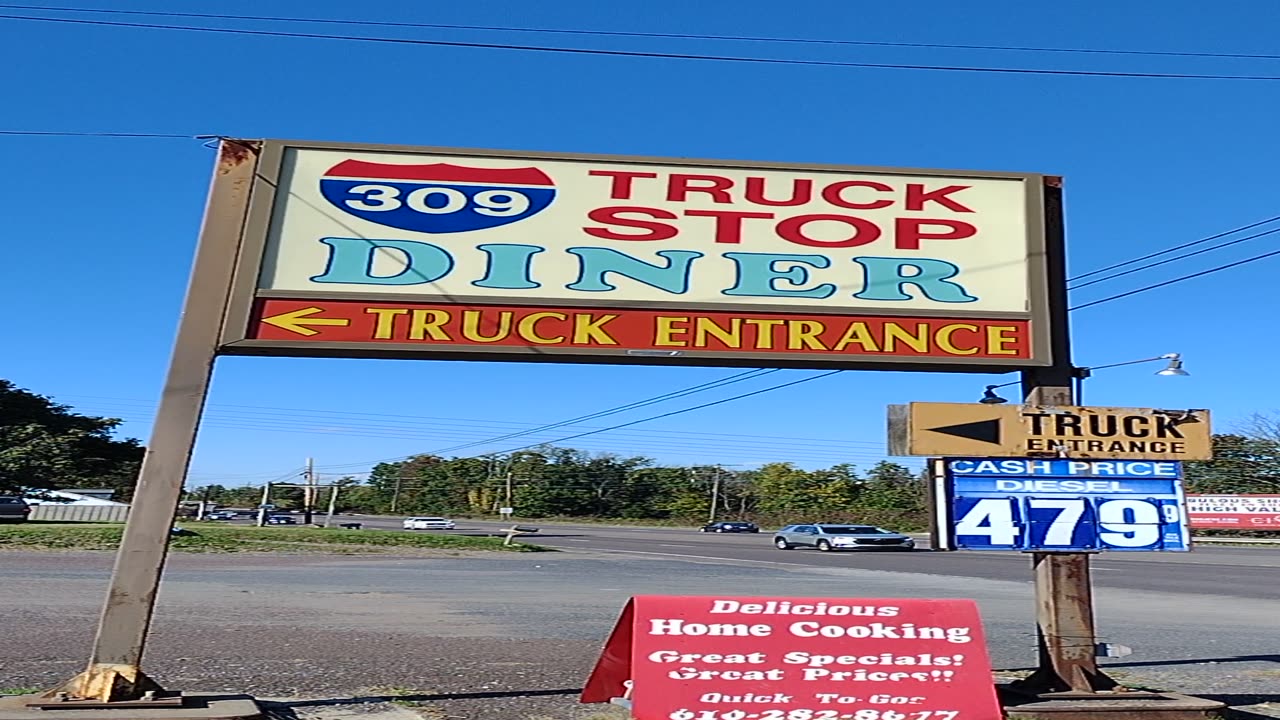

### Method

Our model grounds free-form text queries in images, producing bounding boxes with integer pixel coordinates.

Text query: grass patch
[0,687,39,696]
[0,523,551,554]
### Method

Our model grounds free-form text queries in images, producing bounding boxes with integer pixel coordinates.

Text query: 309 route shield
[248,298,1032,362]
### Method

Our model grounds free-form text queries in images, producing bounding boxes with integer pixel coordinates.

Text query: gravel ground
[1,550,1277,719]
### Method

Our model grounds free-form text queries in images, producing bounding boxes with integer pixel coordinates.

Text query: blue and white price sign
[932,458,1190,552]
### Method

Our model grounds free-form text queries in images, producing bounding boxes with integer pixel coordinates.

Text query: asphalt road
[2,547,1276,719]
[341,516,1280,601]
[5,518,1279,718]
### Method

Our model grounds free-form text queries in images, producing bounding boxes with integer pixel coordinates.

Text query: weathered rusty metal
[1024,552,1116,694]
[3,692,263,720]
[51,140,261,703]
[1000,686,1226,720]
[1010,371,1118,695]
[1010,240,1115,696]
[29,681,178,710]
[996,179,1226,718]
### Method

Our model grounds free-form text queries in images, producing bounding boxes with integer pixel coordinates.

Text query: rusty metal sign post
[1005,179,1119,700]
[43,141,261,706]
[997,183,1222,718]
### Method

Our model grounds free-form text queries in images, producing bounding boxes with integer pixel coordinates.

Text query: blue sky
[1,1,1274,486]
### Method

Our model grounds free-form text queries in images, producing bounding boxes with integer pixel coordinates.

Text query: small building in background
[24,489,128,507]
[24,489,130,523]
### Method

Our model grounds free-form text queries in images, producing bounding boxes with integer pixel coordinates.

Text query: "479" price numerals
[953,497,1180,550]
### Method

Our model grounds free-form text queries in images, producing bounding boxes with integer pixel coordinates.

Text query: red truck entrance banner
[582,596,999,720]
[250,298,1032,361]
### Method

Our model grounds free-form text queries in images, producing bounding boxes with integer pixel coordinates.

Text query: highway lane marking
[554,545,1135,575]
[565,547,810,568]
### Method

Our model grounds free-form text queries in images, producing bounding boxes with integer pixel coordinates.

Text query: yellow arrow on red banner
[260,307,350,336]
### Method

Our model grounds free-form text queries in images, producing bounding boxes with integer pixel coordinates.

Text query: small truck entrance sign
[888,402,1212,460]
[581,595,1000,720]
[212,140,1056,371]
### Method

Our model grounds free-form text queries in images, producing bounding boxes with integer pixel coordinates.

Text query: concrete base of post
[999,684,1226,720]
[0,693,261,720]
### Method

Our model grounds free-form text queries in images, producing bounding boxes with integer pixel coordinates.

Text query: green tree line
[328,449,932,528]
[5,378,1280,525]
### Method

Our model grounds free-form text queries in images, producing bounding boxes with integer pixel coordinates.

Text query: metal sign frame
[51,139,1076,704]
[210,139,1059,372]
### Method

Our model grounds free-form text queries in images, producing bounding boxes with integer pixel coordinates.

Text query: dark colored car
[699,521,760,533]
[0,496,31,523]
[266,515,298,525]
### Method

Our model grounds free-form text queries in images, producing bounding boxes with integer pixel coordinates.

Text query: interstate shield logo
[319,159,556,234]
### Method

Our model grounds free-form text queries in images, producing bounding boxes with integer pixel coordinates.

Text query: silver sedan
[773,523,915,552]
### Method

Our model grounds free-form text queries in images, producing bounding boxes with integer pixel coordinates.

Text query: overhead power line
[468,219,1280,462]
[4,13,1280,81]
[1068,215,1280,283]
[313,210,1280,471]
[426,368,780,455]
[0,129,199,139]
[6,4,1277,62]
[189,466,306,482]
[312,371,847,471]
[1069,246,1280,311]
[302,212,1280,472]
[490,370,845,456]
[93,409,887,463]
[1068,224,1280,290]
[70,395,889,449]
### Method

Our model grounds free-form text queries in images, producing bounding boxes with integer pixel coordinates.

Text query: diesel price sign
[930,459,1190,552]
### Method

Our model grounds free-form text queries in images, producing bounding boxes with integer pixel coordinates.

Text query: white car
[402,516,456,531]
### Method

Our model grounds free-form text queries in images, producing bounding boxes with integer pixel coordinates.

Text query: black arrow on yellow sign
[927,418,1002,445]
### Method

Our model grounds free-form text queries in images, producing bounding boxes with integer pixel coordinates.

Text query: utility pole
[324,484,339,528]
[708,466,722,524]
[197,486,213,520]
[256,482,272,527]
[302,457,315,525]
[390,475,402,514]
[505,472,514,512]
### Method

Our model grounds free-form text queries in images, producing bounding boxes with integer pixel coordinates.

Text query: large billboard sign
[214,141,1058,370]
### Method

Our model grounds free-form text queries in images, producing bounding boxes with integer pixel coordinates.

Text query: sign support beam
[1011,178,1114,696]
[1012,370,1119,695]
[49,140,260,703]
